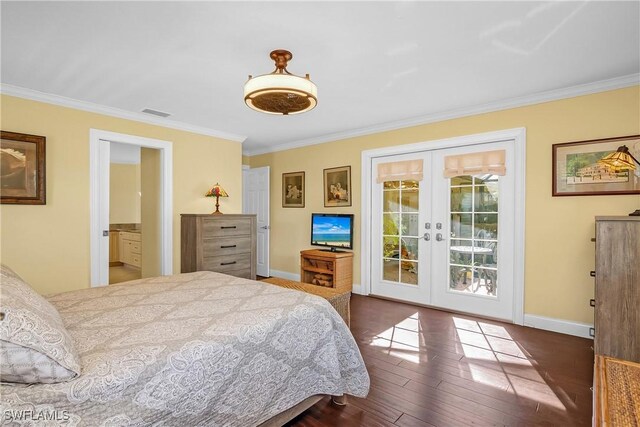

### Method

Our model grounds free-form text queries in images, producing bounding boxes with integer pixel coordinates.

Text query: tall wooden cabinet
[593,216,640,362]
[181,214,257,280]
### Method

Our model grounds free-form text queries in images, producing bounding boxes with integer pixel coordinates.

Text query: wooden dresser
[181,214,257,280]
[593,216,640,362]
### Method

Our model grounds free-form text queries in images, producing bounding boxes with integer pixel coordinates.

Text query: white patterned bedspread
[0,271,370,426]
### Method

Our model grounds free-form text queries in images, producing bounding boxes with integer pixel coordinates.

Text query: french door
[370,141,516,321]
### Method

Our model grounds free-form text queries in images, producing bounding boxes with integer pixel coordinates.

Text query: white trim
[361,127,526,324]
[1,84,246,143]
[524,314,593,339]
[243,73,639,156]
[269,269,300,281]
[89,129,174,287]
[242,164,250,170]
[351,284,364,295]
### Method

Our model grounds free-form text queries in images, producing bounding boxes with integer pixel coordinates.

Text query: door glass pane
[401,188,419,212]
[383,259,399,282]
[380,179,419,286]
[449,175,498,297]
[401,214,419,236]
[451,186,473,212]
[451,213,472,239]
[383,213,399,235]
[384,189,399,212]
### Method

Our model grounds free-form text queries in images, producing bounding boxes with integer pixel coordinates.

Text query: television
[311,213,354,252]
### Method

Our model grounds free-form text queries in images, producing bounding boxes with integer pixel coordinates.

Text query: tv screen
[311,213,354,251]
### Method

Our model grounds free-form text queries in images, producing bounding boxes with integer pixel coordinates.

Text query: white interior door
[370,141,517,321]
[243,166,270,277]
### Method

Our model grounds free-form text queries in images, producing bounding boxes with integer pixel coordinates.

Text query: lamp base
[211,196,224,215]
[630,209,640,216]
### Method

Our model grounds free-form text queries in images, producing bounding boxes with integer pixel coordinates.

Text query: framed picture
[1,131,46,204]
[282,171,305,208]
[552,135,640,196]
[324,165,351,207]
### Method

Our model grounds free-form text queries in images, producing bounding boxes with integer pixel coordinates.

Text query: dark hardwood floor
[287,295,594,427]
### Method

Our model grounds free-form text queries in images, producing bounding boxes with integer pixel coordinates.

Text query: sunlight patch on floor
[453,316,570,411]
[369,312,421,363]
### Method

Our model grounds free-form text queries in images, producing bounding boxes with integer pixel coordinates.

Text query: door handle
[260,225,270,230]
[435,233,444,242]
[423,233,430,241]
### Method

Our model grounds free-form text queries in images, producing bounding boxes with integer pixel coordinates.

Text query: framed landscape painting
[282,171,305,208]
[324,165,351,207]
[1,131,46,204]
[552,135,640,196]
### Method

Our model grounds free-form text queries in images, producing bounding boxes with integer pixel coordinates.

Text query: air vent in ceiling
[141,108,171,118]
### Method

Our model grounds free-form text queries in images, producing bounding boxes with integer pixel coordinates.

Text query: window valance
[443,150,506,178]
[377,159,424,183]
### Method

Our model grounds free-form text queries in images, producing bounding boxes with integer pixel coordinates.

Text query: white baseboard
[352,284,364,295]
[524,314,593,339]
[269,269,300,281]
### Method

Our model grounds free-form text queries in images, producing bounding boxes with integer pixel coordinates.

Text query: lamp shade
[598,145,638,171]
[205,183,229,198]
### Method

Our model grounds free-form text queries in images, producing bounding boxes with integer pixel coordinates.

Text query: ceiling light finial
[244,49,317,115]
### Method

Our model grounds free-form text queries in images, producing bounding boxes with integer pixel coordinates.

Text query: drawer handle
[590,271,596,277]
[590,299,595,307]
[221,261,237,266]
[221,245,237,248]
[221,226,237,229]
[589,327,595,337]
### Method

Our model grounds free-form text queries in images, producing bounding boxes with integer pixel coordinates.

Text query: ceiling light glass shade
[598,145,638,170]
[244,50,317,115]
[244,74,317,115]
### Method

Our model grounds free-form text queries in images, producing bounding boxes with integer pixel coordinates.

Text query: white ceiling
[1,2,639,155]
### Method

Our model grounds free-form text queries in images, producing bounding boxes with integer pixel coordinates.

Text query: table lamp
[205,183,229,215]
[598,145,640,216]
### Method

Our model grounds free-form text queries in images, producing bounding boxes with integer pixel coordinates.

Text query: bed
[0,269,370,426]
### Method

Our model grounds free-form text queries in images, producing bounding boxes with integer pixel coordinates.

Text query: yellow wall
[0,95,243,295]
[109,163,141,224]
[248,86,640,324]
[140,148,161,278]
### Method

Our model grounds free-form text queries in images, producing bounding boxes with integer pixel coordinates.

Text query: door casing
[243,165,270,277]
[361,128,526,324]
[89,129,173,287]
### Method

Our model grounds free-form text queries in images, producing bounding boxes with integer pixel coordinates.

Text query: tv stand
[300,249,353,293]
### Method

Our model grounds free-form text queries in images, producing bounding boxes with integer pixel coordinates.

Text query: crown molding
[0,84,247,143]
[243,73,640,156]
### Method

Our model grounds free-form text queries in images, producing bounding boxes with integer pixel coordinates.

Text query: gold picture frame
[1,131,46,204]
[282,171,305,208]
[323,165,351,207]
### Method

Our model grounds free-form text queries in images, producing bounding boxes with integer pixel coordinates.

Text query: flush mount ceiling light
[244,49,317,115]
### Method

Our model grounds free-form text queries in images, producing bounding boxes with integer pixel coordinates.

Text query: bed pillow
[0,264,81,383]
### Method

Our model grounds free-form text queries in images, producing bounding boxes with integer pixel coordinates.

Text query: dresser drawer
[123,240,141,255]
[202,236,251,257]
[202,254,251,274]
[123,251,141,268]
[202,218,251,237]
[120,231,141,242]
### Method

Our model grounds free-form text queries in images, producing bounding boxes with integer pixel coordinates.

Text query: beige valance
[377,159,424,183]
[443,150,506,178]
